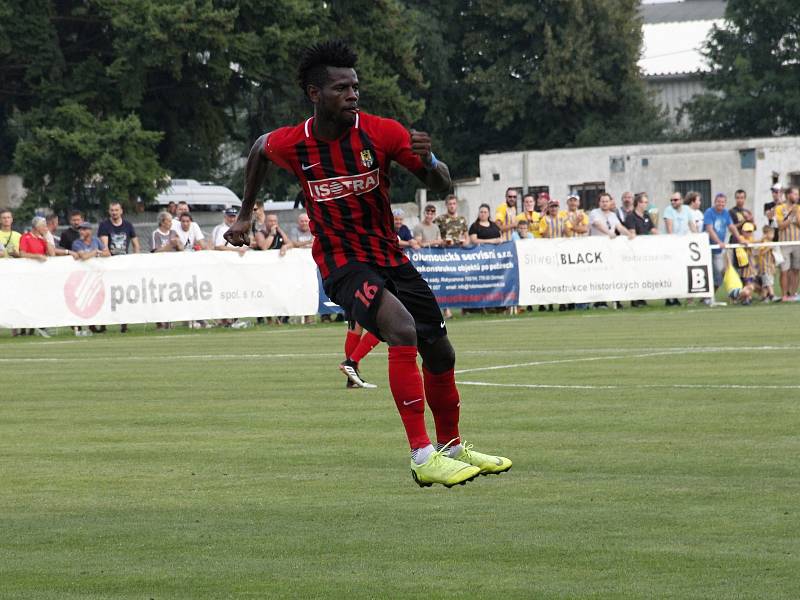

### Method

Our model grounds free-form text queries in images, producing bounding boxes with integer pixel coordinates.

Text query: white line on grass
[457,380,800,390]
[0,352,341,364]
[453,346,800,375]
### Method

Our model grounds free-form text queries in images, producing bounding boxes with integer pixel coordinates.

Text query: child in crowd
[755,225,777,302]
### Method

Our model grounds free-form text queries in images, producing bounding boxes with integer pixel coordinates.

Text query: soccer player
[224,41,511,488]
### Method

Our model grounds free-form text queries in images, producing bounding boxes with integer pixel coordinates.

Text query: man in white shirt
[589,193,635,238]
[175,212,206,250]
[213,208,247,254]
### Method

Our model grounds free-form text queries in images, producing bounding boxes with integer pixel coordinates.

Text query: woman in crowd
[469,203,503,245]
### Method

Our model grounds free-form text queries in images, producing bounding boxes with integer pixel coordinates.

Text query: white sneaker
[230,320,250,329]
[34,328,51,338]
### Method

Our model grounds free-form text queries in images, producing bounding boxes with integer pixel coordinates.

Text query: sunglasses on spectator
[425,209,436,213]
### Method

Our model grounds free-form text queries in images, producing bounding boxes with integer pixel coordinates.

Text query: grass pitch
[2,305,799,599]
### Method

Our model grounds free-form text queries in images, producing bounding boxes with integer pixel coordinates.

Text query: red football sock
[350,331,380,364]
[344,329,361,360]
[388,346,430,449]
[422,367,461,446]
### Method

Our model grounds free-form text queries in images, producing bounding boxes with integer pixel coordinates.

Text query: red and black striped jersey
[264,112,428,279]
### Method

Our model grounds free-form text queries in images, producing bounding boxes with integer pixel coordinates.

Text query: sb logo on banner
[687,266,710,293]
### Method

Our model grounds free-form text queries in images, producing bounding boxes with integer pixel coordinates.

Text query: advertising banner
[1,250,319,328]
[407,243,519,308]
[516,234,714,305]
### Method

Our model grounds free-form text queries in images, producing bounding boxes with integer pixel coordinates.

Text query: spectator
[756,225,777,302]
[730,189,753,234]
[151,212,181,253]
[0,208,21,259]
[617,192,634,223]
[686,191,704,234]
[393,208,419,249]
[17,216,53,337]
[535,192,550,214]
[175,212,206,251]
[469,203,503,245]
[776,186,800,301]
[19,216,53,261]
[413,204,444,248]
[289,213,314,248]
[98,201,140,255]
[764,201,779,242]
[704,193,746,296]
[174,200,190,219]
[213,208,248,254]
[494,188,518,242]
[538,200,572,238]
[771,183,784,207]
[589,193,635,239]
[250,201,268,244]
[663,192,696,235]
[71,222,109,259]
[167,201,178,217]
[565,194,588,236]
[662,192,695,306]
[737,222,758,287]
[255,213,291,255]
[516,193,541,238]
[59,210,83,253]
[511,219,533,241]
[434,194,468,246]
[624,193,658,236]
[43,214,69,256]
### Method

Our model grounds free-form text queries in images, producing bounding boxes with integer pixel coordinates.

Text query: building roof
[640,0,726,24]
[639,19,723,76]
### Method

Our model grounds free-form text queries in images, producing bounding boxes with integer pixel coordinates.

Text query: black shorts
[323,261,447,343]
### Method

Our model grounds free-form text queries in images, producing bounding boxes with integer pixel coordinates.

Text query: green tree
[685,0,800,138]
[13,102,165,215]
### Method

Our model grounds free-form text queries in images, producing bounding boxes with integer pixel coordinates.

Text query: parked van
[151,179,242,211]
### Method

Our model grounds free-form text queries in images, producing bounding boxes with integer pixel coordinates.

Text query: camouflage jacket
[434,214,467,243]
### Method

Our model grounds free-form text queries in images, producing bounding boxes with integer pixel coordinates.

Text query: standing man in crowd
[213,208,247,254]
[175,213,206,251]
[624,193,658,236]
[0,208,21,258]
[59,210,83,253]
[71,221,109,260]
[516,193,541,238]
[617,191,634,223]
[255,213,291,255]
[539,200,572,238]
[413,204,444,248]
[289,213,315,248]
[565,194,588,237]
[686,191,704,235]
[434,194,468,247]
[15,216,53,337]
[663,192,696,236]
[590,193,634,239]
[494,187,518,242]
[776,186,800,301]
[393,208,419,250]
[223,40,510,488]
[730,189,753,233]
[704,193,746,299]
[98,201,139,333]
[43,214,69,256]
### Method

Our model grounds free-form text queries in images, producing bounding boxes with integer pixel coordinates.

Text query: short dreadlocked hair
[297,40,358,99]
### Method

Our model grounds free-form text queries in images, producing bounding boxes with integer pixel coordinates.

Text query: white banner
[516,234,714,305]
[1,250,320,328]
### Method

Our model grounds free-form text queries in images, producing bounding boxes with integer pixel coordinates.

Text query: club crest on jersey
[307,168,380,202]
[359,149,374,168]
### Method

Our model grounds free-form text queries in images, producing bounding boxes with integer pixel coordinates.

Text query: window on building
[789,173,800,188]
[524,185,549,200]
[739,149,756,169]
[569,182,606,209]
[609,156,625,173]
[673,180,711,211]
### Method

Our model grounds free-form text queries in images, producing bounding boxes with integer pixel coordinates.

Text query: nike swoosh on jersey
[301,162,320,171]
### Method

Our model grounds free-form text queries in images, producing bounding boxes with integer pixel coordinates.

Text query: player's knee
[421,339,455,373]
[383,320,417,347]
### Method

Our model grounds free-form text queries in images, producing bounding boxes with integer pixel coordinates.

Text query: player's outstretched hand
[409,129,433,166]
[224,220,251,247]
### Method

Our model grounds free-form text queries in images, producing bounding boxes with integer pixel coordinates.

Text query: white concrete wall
[455,137,800,228]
